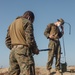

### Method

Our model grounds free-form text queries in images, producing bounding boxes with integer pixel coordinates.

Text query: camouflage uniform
[44,23,64,71]
[6,17,38,75]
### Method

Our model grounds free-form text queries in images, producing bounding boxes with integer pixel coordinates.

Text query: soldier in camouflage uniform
[5,11,39,75]
[44,18,64,75]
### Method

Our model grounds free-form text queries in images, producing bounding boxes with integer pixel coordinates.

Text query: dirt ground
[35,66,75,75]
[0,66,75,75]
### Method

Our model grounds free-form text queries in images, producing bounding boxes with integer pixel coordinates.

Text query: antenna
[64,22,71,35]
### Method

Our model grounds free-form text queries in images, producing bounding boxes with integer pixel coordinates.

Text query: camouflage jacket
[44,23,64,40]
[5,17,38,51]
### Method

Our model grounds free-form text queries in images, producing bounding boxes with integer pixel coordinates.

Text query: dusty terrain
[0,66,75,75]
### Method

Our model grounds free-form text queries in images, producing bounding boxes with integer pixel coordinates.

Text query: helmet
[23,11,35,23]
[57,18,64,25]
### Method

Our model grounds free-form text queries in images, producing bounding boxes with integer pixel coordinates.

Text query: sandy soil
[35,66,75,75]
[0,66,75,75]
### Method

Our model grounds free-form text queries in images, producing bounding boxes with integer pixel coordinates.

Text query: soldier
[5,11,39,75]
[44,18,64,75]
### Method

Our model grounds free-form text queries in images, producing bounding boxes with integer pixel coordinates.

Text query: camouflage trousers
[47,40,61,71]
[8,45,35,75]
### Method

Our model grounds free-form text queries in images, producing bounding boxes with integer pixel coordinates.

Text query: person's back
[9,17,31,45]
[5,11,39,75]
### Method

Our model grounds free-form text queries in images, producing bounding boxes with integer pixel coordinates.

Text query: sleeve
[44,24,51,39]
[5,26,12,49]
[25,22,38,50]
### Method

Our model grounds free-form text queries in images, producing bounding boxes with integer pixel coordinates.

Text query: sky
[0,0,75,68]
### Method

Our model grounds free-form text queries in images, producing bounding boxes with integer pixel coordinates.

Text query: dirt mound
[0,67,75,75]
[0,68,8,75]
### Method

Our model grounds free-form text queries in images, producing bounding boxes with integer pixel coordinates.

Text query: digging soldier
[5,11,39,75]
[44,18,64,75]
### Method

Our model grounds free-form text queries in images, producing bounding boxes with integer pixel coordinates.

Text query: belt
[50,39,59,42]
[13,45,28,48]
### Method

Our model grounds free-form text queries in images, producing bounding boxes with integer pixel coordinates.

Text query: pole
[39,49,51,52]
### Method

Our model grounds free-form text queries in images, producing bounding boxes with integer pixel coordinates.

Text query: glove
[32,49,39,55]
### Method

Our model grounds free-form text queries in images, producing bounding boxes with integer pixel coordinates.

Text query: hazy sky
[0,0,75,68]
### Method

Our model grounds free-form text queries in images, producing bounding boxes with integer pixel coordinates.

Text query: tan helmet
[57,18,64,25]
